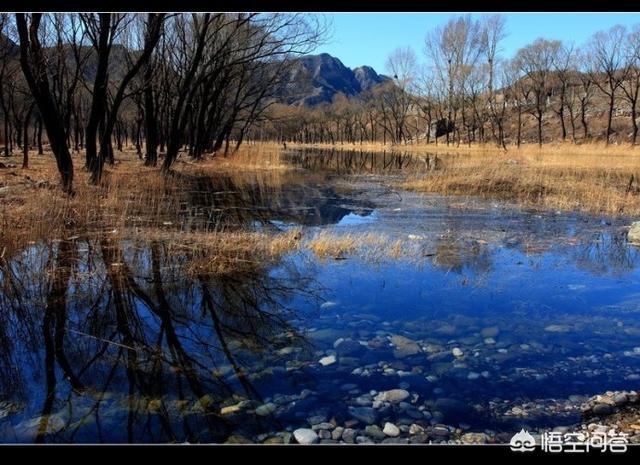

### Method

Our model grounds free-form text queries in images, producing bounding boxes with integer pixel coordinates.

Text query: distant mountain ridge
[0,35,387,108]
[276,53,390,106]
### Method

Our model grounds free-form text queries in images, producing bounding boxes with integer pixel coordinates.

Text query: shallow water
[1,148,640,443]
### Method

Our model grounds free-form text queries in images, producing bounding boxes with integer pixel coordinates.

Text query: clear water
[1,148,639,443]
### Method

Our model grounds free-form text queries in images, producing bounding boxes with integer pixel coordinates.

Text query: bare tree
[586,25,628,144]
[479,14,507,147]
[0,14,20,157]
[383,47,418,143]
[622,25,640,144]
[15,13,74,193]
[80,13,131,182]
[90,13,165,182]
[551,43,575,142]
[425,15,482,145]
[515,38,561,146]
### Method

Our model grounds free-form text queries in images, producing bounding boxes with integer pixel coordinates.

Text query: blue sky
[315,13,640,73]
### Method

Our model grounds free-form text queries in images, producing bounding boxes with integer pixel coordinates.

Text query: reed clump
[210,144,292,171]
[304,230,407,262]
[400,149,640,216]
[142,227,302,278]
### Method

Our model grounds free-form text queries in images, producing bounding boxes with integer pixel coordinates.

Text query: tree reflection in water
[0,233,320,443]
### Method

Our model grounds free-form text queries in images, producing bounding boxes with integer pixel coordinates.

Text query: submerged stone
[225,435,253,444]
[481,326,500,338]
[390,334,421,358]
[334,338,365,356]
[293,428,318,444]
[342,428,357,443]
[318,355,336,366]
[220,403,242,415]
[592,404,612,415]
[545,324,571,333]
[461,432,489,444]
[379,389,410,403]
[348,406,377,425]
[383,422,400,437]
[365,425,386,440]
[255,402,277,416]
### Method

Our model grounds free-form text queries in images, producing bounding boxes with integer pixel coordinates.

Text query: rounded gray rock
[383,422,400,437]
[293,428,318,445]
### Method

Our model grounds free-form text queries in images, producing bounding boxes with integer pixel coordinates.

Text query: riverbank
[285,142,640,217]
[286,141,640,157]
[400,151,640,217]
[0,146,295,263]
[0,147,408,266]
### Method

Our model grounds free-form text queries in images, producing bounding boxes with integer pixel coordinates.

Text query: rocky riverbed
[217,389,640,444]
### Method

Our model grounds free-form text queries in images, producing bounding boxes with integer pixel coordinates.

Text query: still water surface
[1,148,639,443]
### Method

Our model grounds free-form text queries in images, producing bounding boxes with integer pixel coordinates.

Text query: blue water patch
[337,211,378,226]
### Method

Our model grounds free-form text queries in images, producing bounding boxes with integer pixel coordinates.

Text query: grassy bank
[286,141,640,217]
[0,146,405,270]
[400,149,640,217]
[3,141,640,267]
[0,146,297,267]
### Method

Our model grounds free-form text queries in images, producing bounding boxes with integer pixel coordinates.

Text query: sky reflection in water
[1,148,639,443]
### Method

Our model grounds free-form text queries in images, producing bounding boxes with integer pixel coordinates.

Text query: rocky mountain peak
[278,53,390,106]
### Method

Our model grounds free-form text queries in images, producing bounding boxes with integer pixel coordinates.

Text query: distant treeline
[258,15,640,150]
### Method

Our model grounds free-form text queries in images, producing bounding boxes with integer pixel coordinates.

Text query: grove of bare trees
[0,12,325,192]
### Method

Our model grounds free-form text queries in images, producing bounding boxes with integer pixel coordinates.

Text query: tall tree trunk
[144,72,158,166]
[558,108,566,141]
[581,102,589,140]
[36,114,43,154]
[3,117,9,156]
[517,107,522,148]
[631,102,638,145]
[537,108,543,147]
[16,14,74,193]
[85,13,112,183]
[22,103,34,168]
[606,93,614,145]
[98,14,164,175]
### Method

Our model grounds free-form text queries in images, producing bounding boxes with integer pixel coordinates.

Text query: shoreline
[280,142,640,217]
[283,141,640,157]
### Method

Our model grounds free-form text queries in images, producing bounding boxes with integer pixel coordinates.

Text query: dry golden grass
[209,144,293,171]
[304,230,406,261]
[142,227,302,277]
[286,140,640,215]
[305,231,359,259]
[0,147,300,266]
[3,139,640,268]
[399,148,640,216]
